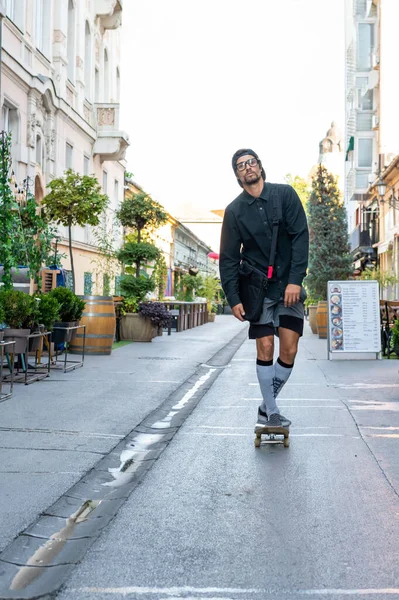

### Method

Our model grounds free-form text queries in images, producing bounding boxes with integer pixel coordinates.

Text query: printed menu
[328,281,380,353]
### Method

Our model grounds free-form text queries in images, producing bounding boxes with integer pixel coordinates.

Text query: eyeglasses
[236,157,258,172]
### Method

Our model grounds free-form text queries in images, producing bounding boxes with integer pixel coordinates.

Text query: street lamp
[376,176,387,199]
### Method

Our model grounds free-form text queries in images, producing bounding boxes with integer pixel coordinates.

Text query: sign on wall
[327,280,381,356]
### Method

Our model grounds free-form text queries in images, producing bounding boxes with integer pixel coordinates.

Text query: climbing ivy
[0,132,19,289]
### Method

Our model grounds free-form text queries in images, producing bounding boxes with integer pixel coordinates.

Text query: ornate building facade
[1,0,129,294]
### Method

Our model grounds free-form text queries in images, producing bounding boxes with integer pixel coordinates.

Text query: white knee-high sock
[257,359,279,417]
[273,357,294,399]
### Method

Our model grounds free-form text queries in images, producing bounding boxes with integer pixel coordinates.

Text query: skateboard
[254,423,290,448]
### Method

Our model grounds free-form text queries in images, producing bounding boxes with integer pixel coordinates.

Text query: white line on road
[74,586,399,596]
[205,405,343,409]
[179,432,354,438]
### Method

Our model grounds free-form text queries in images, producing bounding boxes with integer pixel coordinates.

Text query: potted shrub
[305,293,321,335]
[0,289,37,354]
[138,301,172,339]
[47,287,85,344]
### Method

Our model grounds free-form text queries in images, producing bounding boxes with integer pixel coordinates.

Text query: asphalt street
[1,316,399,599]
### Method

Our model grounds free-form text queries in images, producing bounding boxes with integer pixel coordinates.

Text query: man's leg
[274,327,300,399]
[256,334,280,420]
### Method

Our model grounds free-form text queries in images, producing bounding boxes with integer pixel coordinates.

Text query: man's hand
[284,284,301,308]
[232,303,246,322]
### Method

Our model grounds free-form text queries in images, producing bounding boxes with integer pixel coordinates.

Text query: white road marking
[74,586,399,596]
[205,405,343,409]
[336,383,399,389]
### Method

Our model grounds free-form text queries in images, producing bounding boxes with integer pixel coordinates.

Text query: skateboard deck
[254,423,290,448]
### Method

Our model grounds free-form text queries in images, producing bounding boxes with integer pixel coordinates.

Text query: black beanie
[231,148,266,187]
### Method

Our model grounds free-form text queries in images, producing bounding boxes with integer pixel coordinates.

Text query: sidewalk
[0,316,246,554]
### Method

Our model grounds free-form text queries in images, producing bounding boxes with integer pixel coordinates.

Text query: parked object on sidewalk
[254,422,290,448]
[0,289,37,354]
[69,295,116,355]
[316,301,328,339]
[120,312,154,342]
[308,305,318,334]
[47,287,85,344]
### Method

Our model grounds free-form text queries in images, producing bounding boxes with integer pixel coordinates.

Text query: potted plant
[0,289,37,354]
[305,293,321,335]
[47,287,85,344]
[138,301,172,339]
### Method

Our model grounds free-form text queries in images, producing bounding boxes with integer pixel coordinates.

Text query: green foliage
[197,276,221,303]
[0,132,19,289]
[47,287,85,322]
[0,289,37,329]
[42,169,108,292]
[35,293,61,331]
[305,165,352,301]
[360,267,398,292]
[116,191,168,303]
[91,219,121,296]
[177,273,200,302]
[117,241,160,266]
[153,254,168,300]
[285,173,310,213]
[43,170,108,227]
[391,319,399,351]
[120,297,139,315]
[119,274,155,302]
[116,191,168,240]
[13,187,59,286]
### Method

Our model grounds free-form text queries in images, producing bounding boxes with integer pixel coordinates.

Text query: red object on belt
[267,266,273,279]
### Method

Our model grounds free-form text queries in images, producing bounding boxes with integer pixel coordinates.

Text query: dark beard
[244,172,261,185]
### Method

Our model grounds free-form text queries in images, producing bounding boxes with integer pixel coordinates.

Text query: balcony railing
[350,222,379,252]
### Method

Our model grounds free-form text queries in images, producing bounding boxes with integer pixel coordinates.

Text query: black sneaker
[256,406,268,426]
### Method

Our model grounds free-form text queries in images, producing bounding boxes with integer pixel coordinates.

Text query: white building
[345,0,399,277]
[1,0,129,294]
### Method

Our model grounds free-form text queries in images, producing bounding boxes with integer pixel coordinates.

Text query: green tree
[197,275,221,310]
[0,132,19,289]
[305,164,352,300]
[116,191,168,303]
[153,254,168,300]
[285,173,310,213]
[360,267,398,298]
[42,169,108,292]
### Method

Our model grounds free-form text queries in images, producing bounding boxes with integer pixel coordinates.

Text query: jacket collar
[242,182,268,205]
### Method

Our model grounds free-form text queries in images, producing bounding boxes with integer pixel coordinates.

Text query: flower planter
[208,313,216,323]
[308,305,318,334]
[3,328,30,354]
[120,313,154,342]
[52,322,78,345]
[316,301,328,339]
[29,324,45,352]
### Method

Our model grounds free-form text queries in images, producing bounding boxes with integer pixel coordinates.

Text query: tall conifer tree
[305,164,352,300]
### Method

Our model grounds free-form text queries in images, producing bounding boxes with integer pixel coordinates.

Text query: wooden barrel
[316,301,328,339]
[69,295,116,355]
[308,305,318,334]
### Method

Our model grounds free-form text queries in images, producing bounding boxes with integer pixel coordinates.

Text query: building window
[35,0,50,55]
[83,154,90,175]
[84,21,91,100]
[36,134,43,168]
[103,273,111,296]
[84,272,93,294]
[66,143,73,169]
[2,104,19,152]
[95,68,100,102]
[357,23,374,71]
[358,138,373,168]
[357,89,373,111]
[114,179,119,204]
[104,49,109,101]
[65,270,73,291]
[116,67,120,102]
[67,0,76,82]
[5,0,15,21]
[103,170,108,194]
[115,275,122,295]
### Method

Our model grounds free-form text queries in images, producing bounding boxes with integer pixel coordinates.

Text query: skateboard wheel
[254,437,261,448]
[283,438,290,448]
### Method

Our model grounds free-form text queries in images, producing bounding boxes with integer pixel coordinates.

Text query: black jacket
[219,182,309,307]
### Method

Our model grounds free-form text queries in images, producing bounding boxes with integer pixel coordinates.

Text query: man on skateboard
[219,149,309,430]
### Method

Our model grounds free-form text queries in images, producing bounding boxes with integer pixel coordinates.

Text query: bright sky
[120,0,345,218]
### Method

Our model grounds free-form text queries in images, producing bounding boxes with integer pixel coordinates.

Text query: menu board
[328,280,380,353]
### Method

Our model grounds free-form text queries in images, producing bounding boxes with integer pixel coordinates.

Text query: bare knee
[256,336,274,362]
[279,341,298,365]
